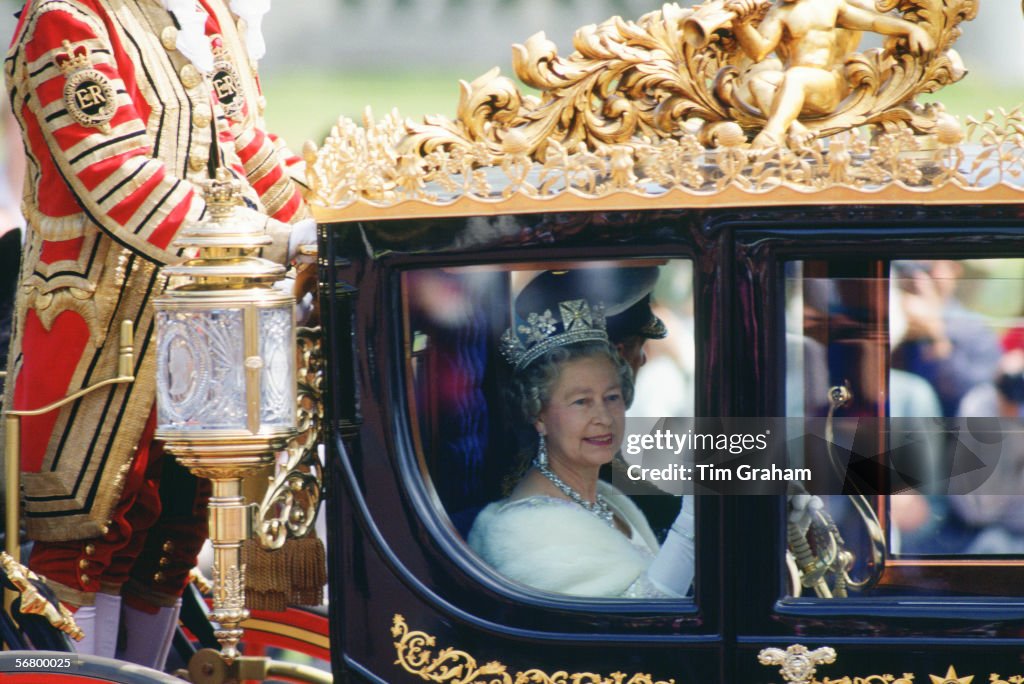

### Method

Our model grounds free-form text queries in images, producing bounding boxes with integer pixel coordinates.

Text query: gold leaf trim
[391,614,675,684]
[759,644,837,684]
[395,0,976,159]
[304,0,1020,220]
[308,107,1024,219]
[759,649,1024,684]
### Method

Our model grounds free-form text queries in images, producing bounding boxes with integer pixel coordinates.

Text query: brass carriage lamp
[154,168,296,663]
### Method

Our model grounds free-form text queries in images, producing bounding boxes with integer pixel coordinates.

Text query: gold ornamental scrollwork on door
[818,675,914,684]
[391,614,675,684]
[759,644,837,684]
[759,648,1024,684]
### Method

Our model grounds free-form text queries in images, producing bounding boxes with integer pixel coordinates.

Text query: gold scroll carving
[398,0,977,161]
[391,614,675,684]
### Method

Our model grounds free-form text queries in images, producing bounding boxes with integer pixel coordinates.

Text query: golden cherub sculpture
[727,0,934,148]
[395,0,974,162]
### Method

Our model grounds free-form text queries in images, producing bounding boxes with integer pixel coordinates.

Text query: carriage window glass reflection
[785,259,1024,600]
[889,259,1024,558]
[403,261,696,599]
[785,261,889,599]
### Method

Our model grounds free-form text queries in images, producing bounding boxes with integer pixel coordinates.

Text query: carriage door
[731,218,1024,683]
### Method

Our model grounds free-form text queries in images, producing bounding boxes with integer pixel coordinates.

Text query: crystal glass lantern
[153,169,297,662]
[155,170,296,442]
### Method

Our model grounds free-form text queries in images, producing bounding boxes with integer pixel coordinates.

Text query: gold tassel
[284,531,326,608]
[240,530,327,612]
[241,538,288,612]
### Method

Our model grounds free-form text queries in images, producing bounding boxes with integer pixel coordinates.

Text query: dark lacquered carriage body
[319,200,1024,684]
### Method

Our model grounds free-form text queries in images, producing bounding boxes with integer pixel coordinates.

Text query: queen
[468,298,695,598]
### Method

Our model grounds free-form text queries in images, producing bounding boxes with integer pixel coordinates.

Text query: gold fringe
[285,535,326,608]
[241,531,326,612]
[241,538,288,613]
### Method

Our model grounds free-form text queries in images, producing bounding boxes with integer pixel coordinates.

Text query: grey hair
[509,340,634,425]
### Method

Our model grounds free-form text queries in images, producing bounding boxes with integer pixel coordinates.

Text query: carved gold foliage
[989,675,1024,684]
[819,675,915,684]
[391,614,674,684]
[965,106,1024,186]
[304,109,407,207]
[393,0,975,163]
[309,106,1024,213]
[213,561,247,614]
[773,658,1024,684]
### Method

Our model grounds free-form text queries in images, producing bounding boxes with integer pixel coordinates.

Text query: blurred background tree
[0,0,1020,149]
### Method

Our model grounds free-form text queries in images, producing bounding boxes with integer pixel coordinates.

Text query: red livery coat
[3,0,308,541]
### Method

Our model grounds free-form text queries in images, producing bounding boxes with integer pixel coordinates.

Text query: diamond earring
[535,433,548,466]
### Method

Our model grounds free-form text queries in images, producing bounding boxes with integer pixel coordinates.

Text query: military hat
[515,266,667,342]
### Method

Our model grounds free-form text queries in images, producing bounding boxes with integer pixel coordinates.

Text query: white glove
[272,276,314,326]
[788,493,824,537]
[295,291,314,326]
[287,218,318,264]
[646,495,696,597]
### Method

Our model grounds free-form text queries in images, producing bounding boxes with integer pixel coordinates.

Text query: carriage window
[403,260,696,599]
[785,259,1024,599]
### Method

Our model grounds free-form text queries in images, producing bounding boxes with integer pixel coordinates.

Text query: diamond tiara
[500,299,608,371]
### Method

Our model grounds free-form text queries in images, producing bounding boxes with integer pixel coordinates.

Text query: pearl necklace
[535,460,614,527]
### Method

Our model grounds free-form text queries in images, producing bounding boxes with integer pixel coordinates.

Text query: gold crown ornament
[500,299,608,371]
[55,40,92,73]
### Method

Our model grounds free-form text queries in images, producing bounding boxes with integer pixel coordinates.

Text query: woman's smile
[583,434,614,447]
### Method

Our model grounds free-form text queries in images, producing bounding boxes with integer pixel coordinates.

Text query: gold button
[153,572,165,583]
[257,96,267,114]
[161,26,178,51]
[189,153,207,172]
[180,64,202,90]
[159,557,170,567]
[80,574,91,585]
[162,541,175,553]
[79,559,90,570]
[84,544,95,556]
[193,108,211,128]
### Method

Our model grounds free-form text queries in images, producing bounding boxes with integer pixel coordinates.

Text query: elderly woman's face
[535,355,625,469]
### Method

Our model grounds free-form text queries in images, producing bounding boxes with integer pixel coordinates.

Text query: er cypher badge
[211,44,245,119]
[56,40,116,133]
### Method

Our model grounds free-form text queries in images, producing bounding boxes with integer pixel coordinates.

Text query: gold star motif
[929,665,973,684]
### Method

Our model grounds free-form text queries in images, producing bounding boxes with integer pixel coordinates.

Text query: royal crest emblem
[211,44,246,119]
[56,40,116,133]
